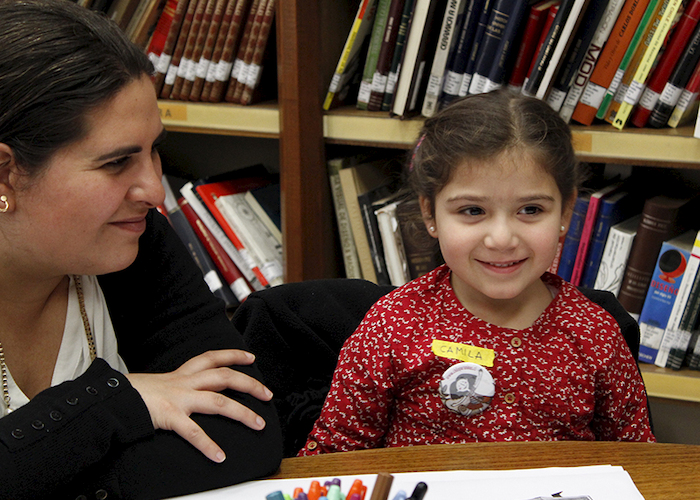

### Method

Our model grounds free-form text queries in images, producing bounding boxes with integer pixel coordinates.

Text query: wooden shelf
[640,363,700,403]
[323,106,700,168]
[158,100,280,138]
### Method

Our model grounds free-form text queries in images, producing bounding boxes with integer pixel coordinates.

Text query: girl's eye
[461,206,485,216]
[519,205,543,215]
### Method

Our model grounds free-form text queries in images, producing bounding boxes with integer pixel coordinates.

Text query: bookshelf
[156,0,700,405]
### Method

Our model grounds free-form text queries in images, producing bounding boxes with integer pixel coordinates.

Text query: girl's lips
[477,258,527,272]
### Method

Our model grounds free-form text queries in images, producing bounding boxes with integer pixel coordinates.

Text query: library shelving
[158,0,700,404]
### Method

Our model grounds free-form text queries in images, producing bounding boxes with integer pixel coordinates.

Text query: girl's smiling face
[3,75,166,278]
[421,148,574,319]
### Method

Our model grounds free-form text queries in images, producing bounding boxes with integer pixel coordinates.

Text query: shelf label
[158,102,188,122]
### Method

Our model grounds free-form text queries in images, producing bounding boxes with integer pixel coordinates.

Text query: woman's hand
[125,349,273,463]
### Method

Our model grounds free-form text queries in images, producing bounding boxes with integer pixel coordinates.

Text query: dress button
[31,420,45,430]
[107,378,119,388]
[86,386,98,396]
[504,393,516,404]
[11,428,24,439]
[306,440,318,451]
[96,489,108,499]
[510,337,522,348]
[66,396,79,406]
[49,410,62,421]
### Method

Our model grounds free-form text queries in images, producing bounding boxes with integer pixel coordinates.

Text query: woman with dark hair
[0,0,282,497]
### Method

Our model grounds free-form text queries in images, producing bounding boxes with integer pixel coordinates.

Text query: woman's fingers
[188,366,273,402]
[177,349,256,374]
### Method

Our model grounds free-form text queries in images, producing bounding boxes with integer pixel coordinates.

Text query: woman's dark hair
[402,89,582,248]
[0,0,154,174]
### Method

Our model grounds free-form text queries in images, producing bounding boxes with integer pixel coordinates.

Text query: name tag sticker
[432,339,495,367]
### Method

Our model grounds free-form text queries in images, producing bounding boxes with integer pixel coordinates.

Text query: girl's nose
[483,219,517,250]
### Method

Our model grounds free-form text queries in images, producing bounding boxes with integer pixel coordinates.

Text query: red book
[523,2,560,90]
[507,0,559,92]
[630,0,700,128]
[179,197,253,302]
[146,0,180,63]
[195,176,273,288]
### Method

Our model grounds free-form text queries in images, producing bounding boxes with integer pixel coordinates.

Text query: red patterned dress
[299,265,655,455]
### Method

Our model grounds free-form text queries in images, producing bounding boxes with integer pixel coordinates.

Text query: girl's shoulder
[374,264,452,310]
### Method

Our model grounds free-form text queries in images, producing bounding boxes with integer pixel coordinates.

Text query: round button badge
[438,362,495,417]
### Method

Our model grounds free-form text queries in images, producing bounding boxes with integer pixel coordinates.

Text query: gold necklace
[0,275,97,413]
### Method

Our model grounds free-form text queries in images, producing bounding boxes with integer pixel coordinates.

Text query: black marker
[407,481,427,500]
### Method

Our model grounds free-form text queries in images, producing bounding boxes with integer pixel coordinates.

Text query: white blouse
[1,275,128,417]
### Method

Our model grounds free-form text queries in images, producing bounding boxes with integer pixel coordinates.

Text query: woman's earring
[0,195,9,213]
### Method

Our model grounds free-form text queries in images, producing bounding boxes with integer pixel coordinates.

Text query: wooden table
[272,441,700,500]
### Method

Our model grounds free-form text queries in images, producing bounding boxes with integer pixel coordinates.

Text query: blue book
[638,231,698,364]
[580,190,643,288]
[557,193,589,282]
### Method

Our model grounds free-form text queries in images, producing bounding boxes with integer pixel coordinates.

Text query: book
[145,0,181,65]
[204,0,250,102]
[569,181,624,286]
[544,0,610,111]
[161,177,240,309]
[194,171,275,288]
[612,0,685,129]
[108,0,142,30]
[667,58,700,127]
[580,189,643,288]
[646,21,700,128]
[439,0,486,106]
[559,0,626,122]
[457,0,494,98]
[600,0,666,123]
[360,187,403,286]
[367,0,407,110]
[375,200,412,286]
[226,0,268,103]
[570,0,652,125]
[638,230,698,364]
[392,0,448,118]
[396,199,442,279]
[381,0,419,111]
[214,190,284,287]
[327,157,362,280]
[128,0,168,49]
[179,196,254,303]
[323,0,379,110]
[170,0,216,100]
[238,0,276,105]
[519,2,561,93]
[188,0,233,100]
[180,180,264,291]
[157,0,200,97]
[422,0,467,116]
[618,194,698,319]
[655,230,700,369]
[522,0,590,99]
[557,193,590,282]
[245,182,281,234]
[506,0,559,93]
[338,159,398,283]
[482,0,528,92]
[593,214,642,295]
[630,0,700,127]
[357,0,394,110]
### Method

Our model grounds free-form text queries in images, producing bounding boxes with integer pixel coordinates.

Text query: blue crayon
[266,491,286,500]
[390,491,407,500]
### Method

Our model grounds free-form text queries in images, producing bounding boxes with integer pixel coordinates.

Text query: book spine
[646,21,700,127]
[381,0,417,111]
[468,0,513,95]
[667,58,700,127]
[324,0,379,110]
[593,217,639,295]
[189,0,232,101]
[570,190,609,286]
[675,264,700,369]
[631,0,700,127]
[518,3,560,93]
[359,192,392,285]
[439,0,484,106]
[506,1,550,92]
[158,0,199,97]
[206,0,250,102]
[557,195,589,282]
[612,0,684,129]
[328,159,363,280]
[559,0,626,122]
[171,0,214,100]
[601,0,665,123]
[457,0,494,98]
[179,197,253,302]
[571,0,651,126]
[146,0,180,63]
[368,0,407,111]
[186,0,229,101]
[239,0,276,105]
[375,202,411,286]
[358,0,394,110]
[226,0,268,103]
[422,0,465,116]
[545,0,610,112]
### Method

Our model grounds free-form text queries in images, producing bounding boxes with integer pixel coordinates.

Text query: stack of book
[79,0,278,105]
[326,0,700,129]
[160,165,283,310]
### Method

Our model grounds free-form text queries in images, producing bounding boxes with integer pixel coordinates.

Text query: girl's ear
[419,195,438,239]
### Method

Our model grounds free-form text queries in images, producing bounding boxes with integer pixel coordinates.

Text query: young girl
[299,90,654,455]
